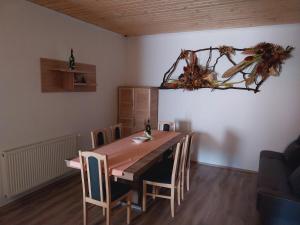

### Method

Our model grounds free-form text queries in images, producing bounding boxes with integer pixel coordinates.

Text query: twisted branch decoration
[160,43,294,93]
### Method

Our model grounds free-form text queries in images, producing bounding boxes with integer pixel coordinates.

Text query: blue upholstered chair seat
[88,156,131,202]
[92,181,131,202]
[163,149,174,159]
[109,182,131,201]
[143,160,174,184]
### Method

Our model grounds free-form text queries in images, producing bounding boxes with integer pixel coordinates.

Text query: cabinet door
[150,88,158,129]
[134,88,150,132]
[118,87,134,118]
[118,87,134,137]
[122,127,133,137]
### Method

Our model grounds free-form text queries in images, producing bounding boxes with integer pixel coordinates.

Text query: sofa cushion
[260,150,285,160]
[258,153,292,194]
[284,136,300,171]
[289,166,300,197]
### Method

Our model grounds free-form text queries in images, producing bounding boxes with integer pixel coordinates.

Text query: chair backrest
[178,133,193,182]
[158,121,176,132]
[110,123,123,141]
[171,138,185,185]
[91,128,110,148]
[79,151,111,204]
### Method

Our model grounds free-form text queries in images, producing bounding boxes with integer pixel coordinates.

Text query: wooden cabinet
[40,58,96,92]
[118,87,158,137]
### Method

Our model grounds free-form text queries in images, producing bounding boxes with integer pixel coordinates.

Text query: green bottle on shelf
[69,49,75,70]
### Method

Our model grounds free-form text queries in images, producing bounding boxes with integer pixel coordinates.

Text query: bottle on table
[144,119,152,139]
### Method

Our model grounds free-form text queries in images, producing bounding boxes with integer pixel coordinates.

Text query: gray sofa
[257,136,300,225]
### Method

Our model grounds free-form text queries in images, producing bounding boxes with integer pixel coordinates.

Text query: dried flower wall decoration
[160,42,294,93]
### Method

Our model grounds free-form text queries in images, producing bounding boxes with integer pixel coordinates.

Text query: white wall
[0,0,126,204]
[126,24,300,171]
[1,0,300,206]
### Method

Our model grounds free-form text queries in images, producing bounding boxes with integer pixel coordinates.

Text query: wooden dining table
[65,130,183,181]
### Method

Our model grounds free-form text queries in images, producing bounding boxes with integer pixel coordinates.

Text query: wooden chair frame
[142,138,186,218]
[185,132,194,192]
[110,123,123,142]
[79,151,132,225]
[91,128,111,148]
[157,121,176,132]
[180,133,194,200]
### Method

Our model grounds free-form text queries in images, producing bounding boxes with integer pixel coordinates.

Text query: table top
[65,130,183,181]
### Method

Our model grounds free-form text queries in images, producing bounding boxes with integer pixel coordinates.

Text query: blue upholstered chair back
[163,124,170,131]
[91,128,109,149]
[97,132,105,146]
[114,127,121,140]
[88,156,103,201]
[158,121,176,132]
[79,151,110,203]
[110,124,122,141]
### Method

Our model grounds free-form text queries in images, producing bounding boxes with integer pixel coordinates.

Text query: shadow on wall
[223,130,240,167]
[191,132,220,161]
[176,120,192,133]
[190,129,240,168]
[172,119,241,167]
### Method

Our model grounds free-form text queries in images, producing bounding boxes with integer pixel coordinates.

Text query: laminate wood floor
[0,163,261,225]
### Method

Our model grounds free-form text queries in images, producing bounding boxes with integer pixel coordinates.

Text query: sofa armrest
[260,150,285,160]
[258,187,300,203]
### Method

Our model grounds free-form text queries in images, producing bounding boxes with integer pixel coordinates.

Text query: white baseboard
[193,160,257,174]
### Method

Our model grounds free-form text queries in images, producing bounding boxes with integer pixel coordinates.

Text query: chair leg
[152,186,156,199]
[187,169,190,191]
[83,201,87,225]
[142,181,147,212]
[171,187,175,218]
[102,207,106,216]
[181,174,185,200]
[177,182,181,206]
[127,194,132,225]
[106,206,111,225]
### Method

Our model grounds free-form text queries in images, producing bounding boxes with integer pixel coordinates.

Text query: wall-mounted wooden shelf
[40,58,96,92]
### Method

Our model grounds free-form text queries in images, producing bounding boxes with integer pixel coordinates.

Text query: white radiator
[1,134,78,198]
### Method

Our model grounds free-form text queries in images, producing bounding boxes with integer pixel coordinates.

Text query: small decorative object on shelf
[160,42,294,93]
[68,48,75,70]
[74,73,86,84]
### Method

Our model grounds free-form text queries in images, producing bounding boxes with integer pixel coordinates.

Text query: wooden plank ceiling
[29,0,300,36]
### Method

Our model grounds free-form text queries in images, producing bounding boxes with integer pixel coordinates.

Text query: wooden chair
[158,121,176,132]
[185,132,194,192]
[180,133,194,200]
[79,151,132,225]
[91,128,111,148]
[110,123,123,141]
[158,121,176,160]
[142,137,186,218]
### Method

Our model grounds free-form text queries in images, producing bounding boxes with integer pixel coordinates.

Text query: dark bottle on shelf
[69,49,75,70]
